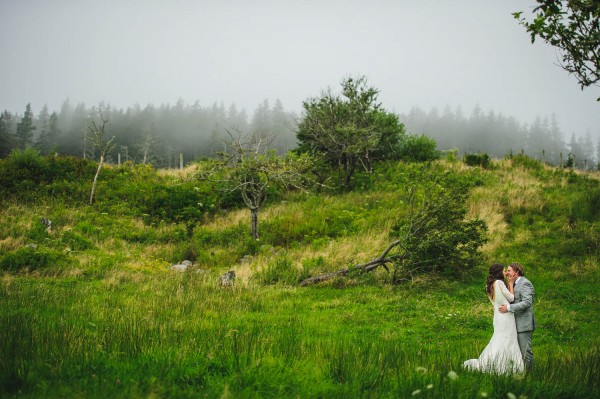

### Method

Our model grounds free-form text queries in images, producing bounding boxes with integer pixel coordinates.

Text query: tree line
[0,99,298,167]
[401,105,599,170]
[1,95,598,171]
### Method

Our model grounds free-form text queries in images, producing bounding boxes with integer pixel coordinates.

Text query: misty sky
[1,0,598,138]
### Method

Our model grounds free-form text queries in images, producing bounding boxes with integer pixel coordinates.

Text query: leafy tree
[398,134,439,162]
[16,103,36,150]
[513,1,600,100]
[297,76,406,190]
[198,130,315,240]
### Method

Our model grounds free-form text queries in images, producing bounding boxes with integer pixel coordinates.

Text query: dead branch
[299,239,401,286]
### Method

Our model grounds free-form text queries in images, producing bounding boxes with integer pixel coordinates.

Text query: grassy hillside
[1,152,598,398]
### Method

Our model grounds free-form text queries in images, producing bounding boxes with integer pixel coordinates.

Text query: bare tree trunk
[89,154,104,205]
[299,240,401,286]
[251,207,259,240]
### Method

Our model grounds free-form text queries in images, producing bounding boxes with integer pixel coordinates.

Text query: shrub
[390,164,487,280]
[0,246,71,273]
[24,219,51,242]
[511,154,543,171]
[61,230,95,251]
[399,134,439,162]
[0,149,49,199]
[463,152,491,168]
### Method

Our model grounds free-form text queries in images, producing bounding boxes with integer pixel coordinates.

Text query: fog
[1,0,598,139]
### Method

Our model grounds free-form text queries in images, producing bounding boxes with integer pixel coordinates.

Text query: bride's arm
[498,280,514,302]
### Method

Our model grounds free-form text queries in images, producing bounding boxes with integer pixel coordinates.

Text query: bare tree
[198,129,316,240]
[88,114,116,205]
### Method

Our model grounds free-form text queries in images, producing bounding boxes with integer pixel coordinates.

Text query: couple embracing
[463,262,535,374]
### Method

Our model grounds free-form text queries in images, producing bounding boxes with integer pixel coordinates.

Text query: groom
[499,262,535,371]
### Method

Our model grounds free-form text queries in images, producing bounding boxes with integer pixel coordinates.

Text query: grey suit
[510,276,535,370]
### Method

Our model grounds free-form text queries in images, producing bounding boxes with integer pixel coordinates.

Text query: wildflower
[447,370,458,381]
[507,393,516,399]
[426,384,433,389]
[480,393,488,398]
[411,389,422,396]
[415,366,427,373]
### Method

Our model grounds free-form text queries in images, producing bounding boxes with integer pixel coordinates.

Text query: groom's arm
[509,281,534,314]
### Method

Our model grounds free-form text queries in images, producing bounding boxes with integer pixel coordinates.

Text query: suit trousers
[517,330,534,371]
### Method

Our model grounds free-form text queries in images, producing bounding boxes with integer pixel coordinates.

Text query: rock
[220,270,236,286]
[171,263,188,272]
[40,218,52,232]
[170,260,195,271]
[241,255,253,265]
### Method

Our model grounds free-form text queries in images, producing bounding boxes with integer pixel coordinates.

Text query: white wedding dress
[463,280,524,374]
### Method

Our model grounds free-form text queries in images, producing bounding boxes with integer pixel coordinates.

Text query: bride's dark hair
[486,263,507,300]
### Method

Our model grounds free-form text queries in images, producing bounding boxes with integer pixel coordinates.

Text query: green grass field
[1,154,598,398]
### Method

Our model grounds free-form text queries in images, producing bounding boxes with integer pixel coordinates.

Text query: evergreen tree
[526,117,550,159]
[36,105,51,154]
[568,132,584,168]
[545,115,566,165]
[596,137,600,170]
[581,131,595,170]
[16,103,36,150]
[250,99,271,136]
[47,112,60,154]
[0,111,15,157]
[271,99,297,153]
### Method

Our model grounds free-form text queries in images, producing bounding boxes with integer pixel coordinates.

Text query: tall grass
[1,274,598,398]
[1,157,599,397]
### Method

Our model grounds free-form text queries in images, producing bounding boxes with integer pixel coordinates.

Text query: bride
[463,263,524,374]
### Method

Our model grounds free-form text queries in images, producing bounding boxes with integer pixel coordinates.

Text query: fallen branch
[299,240,401,286]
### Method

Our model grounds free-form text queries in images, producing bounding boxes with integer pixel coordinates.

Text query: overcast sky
[1,0,598,138]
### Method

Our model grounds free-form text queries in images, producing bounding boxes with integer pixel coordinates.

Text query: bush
[0,149,49,199]
[0,246,71,273]
[464,152,491,168]
[61,230,95,251]
[510,154,543,171]
[390,165,487,280]
[399,134,439,162]
[0,151,96,202]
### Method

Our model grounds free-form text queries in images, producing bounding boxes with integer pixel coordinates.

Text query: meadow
[0,151,599,398]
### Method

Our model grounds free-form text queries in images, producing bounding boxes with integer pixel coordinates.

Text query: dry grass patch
[497,168,545,213]
[0,236,25,251]
[569,256,598,276]
[512,228,533,245]
[157,164,199,178]
[204,208,248,230]
[468,186,508,254]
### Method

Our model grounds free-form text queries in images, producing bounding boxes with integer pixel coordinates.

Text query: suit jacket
[510,276,536,332]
